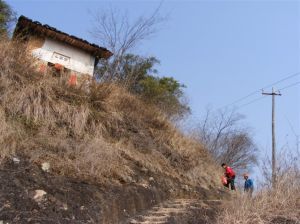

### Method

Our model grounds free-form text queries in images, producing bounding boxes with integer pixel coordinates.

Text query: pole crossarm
[262,92,282,96]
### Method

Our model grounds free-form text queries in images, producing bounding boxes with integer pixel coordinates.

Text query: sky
[6,0,300,181]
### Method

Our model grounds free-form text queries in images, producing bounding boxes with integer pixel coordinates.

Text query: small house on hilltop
[13,16,112,84]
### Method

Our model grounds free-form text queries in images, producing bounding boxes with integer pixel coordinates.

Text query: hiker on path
[243,173,254,196]
[221,163,236,190]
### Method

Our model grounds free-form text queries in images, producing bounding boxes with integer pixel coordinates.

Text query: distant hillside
[0,39,225,223]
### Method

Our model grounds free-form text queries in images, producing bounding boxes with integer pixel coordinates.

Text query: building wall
[31,37,95,76]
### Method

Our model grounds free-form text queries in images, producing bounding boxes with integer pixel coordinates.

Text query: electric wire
[284,115,298,138]
[278,81,300,91]
[236,80,300,110]
[237,96,267,109]
[219,72,300,110]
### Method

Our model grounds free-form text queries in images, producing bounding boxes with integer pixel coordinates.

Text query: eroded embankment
[0,158,225,224]
[0,158,164,223]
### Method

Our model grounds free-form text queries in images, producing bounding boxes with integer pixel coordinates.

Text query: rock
[149,177,154,182]
[33,189,47,202]
[3,201,10,209]
[141,183,149,188]
[123,209,130,217]
[182,184,191,191]
[32,209,38,213]
[61,203,68,211]
[141,167,149,173]
[120,175,133,183]
[41,162,50,172]
[168,188,174,193]
[80,206,85,210]
[12,157,20,164]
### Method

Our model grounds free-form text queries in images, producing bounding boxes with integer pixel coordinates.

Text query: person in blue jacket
[243,173,254,196]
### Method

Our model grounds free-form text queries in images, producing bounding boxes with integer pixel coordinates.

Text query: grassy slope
[0,40,224,223]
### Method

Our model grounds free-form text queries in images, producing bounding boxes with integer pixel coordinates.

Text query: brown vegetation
[216,153,300,224]
[0,39,220,190]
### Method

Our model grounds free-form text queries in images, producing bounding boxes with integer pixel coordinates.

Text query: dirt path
[128,199,222,224]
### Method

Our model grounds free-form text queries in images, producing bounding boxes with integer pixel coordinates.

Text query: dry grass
[0,108,17,162]
[217,170,300,224]
[0,38,220,188]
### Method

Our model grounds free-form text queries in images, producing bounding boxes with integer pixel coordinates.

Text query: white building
[13,16,112,83]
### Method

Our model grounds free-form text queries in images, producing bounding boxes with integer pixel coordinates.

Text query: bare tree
[90,4,166,84]
[192,108,258,173]
[90,6,191,120]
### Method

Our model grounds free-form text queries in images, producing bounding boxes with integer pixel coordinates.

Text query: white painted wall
[31,38,95,76]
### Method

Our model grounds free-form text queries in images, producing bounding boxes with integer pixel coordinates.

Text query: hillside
[0,40,225,223]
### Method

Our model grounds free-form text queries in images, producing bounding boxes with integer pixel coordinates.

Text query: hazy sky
[7,0,300,180]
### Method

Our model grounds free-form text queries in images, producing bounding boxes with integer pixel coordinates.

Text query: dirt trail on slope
[128,199,222,224]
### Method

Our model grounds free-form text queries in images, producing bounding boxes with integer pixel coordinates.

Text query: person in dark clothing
[221,163,236,190]
[243,173,254,196]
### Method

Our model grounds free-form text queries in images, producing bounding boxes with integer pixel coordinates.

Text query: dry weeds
[0,38,220,188]
[217,171,300,224]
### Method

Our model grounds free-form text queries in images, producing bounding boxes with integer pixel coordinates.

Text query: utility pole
[262,88,281,188]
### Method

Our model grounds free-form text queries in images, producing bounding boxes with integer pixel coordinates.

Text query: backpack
[221,175,227,185]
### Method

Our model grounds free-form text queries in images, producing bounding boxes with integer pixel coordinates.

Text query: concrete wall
[31,38,95,76]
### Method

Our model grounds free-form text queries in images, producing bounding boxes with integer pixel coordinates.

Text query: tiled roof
[14,16,112,59]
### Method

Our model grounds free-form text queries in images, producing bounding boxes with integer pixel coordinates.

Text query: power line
[237,95,267,109]
[278,81,300,91]
[219,72,300,110]
[284,115,299,153]
[221,90,261,109]
[284,115,298,138]
[234,80,300,110]
[264,72,300,90]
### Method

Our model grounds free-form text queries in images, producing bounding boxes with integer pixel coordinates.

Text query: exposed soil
[0,156,225,224]
[0,157,166,224]
[271,217,299,224]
